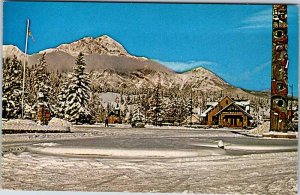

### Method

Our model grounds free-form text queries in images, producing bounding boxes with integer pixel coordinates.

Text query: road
[2,127,298,194]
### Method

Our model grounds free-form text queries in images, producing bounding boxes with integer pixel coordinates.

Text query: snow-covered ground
[2,127,298,194]
[2,151,297,194]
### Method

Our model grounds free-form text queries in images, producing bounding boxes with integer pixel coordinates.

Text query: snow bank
[3,118,70,134]
[4,119,36,125]
[49,118,72,127]
[249,122,270,135]
[27,147,224,158]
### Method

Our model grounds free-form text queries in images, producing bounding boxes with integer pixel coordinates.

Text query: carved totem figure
[270,5,288,132]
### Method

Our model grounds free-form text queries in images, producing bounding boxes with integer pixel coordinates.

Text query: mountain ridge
[2,35,267,100]
[40,35,133,58]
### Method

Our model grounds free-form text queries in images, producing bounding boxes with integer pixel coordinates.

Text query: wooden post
[270,5,289,132]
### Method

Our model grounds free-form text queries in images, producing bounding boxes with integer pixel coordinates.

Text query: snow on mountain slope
[40,35,130,57]
[177,67,230,91]
[3,35,174,74]
[3,45,26,60]
[2,35,259,98]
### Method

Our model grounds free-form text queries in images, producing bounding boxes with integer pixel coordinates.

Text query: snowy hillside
[2,35,267,99]
[3,35,173,74]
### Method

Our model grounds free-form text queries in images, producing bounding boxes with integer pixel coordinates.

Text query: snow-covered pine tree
[128,108,133,124]
[88,92,105,123]
[177,97,187,126]
[187,90,193,126]
[34,53,52,108]
[29,54,52,124]
[150,84,163,126]
[131,104,145,125]
[57,75,70,119]
[164,94,178,124]
[47,71,62,117]
[64,52,92,124]
[140,93,151,124]
[2,56,23,119]
[24,64,37,108]
[148,94,155,125]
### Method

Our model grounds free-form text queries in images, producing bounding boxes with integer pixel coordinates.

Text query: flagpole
[21,19,29,119]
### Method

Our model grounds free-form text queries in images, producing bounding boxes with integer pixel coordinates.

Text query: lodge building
[200,96,252,128]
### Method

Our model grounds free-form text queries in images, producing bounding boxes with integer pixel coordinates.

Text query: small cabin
[200,96,252,128]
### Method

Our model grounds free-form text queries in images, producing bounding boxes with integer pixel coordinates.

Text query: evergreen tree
[128,108,133,124]
[57,75,70,118]
[48,71,62,117]
[131,104,145,124]
[177,97,188,126]
[64,52,92,124]
[187,90,193,126]
[141,93,151,124]
[2,56,23,119]
[24,64,37,108]
[88,92,105,123]
[36,54,51,104]
[164,94,179,124]
[123,103,129,119]
[150,85,163,126]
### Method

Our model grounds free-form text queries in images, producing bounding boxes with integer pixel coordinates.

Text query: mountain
[3,45,26,60]
[3,35,173,74]
[89,67,229,92]
[2,35,267,99]
[41,35,131,57]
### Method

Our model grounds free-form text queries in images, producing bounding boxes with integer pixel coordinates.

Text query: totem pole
[270,5,288,132]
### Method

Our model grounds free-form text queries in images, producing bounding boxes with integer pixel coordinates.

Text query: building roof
[200,96,252,117]
[200,96,232,117]
[215,102,253,119]
[200,103,217,117]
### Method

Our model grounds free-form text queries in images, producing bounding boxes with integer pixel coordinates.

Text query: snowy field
[2,127,298,194]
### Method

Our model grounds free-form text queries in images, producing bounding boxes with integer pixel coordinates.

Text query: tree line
[2,53,271,125]
[3,53,91,124]
[2,53,195,125]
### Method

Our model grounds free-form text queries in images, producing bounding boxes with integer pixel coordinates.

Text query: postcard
[2,1,299,194]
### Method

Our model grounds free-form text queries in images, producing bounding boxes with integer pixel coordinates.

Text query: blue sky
[3,2,299,95]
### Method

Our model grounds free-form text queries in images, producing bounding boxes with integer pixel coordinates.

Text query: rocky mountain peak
[3,45,26,60]
[40,35,131,57]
